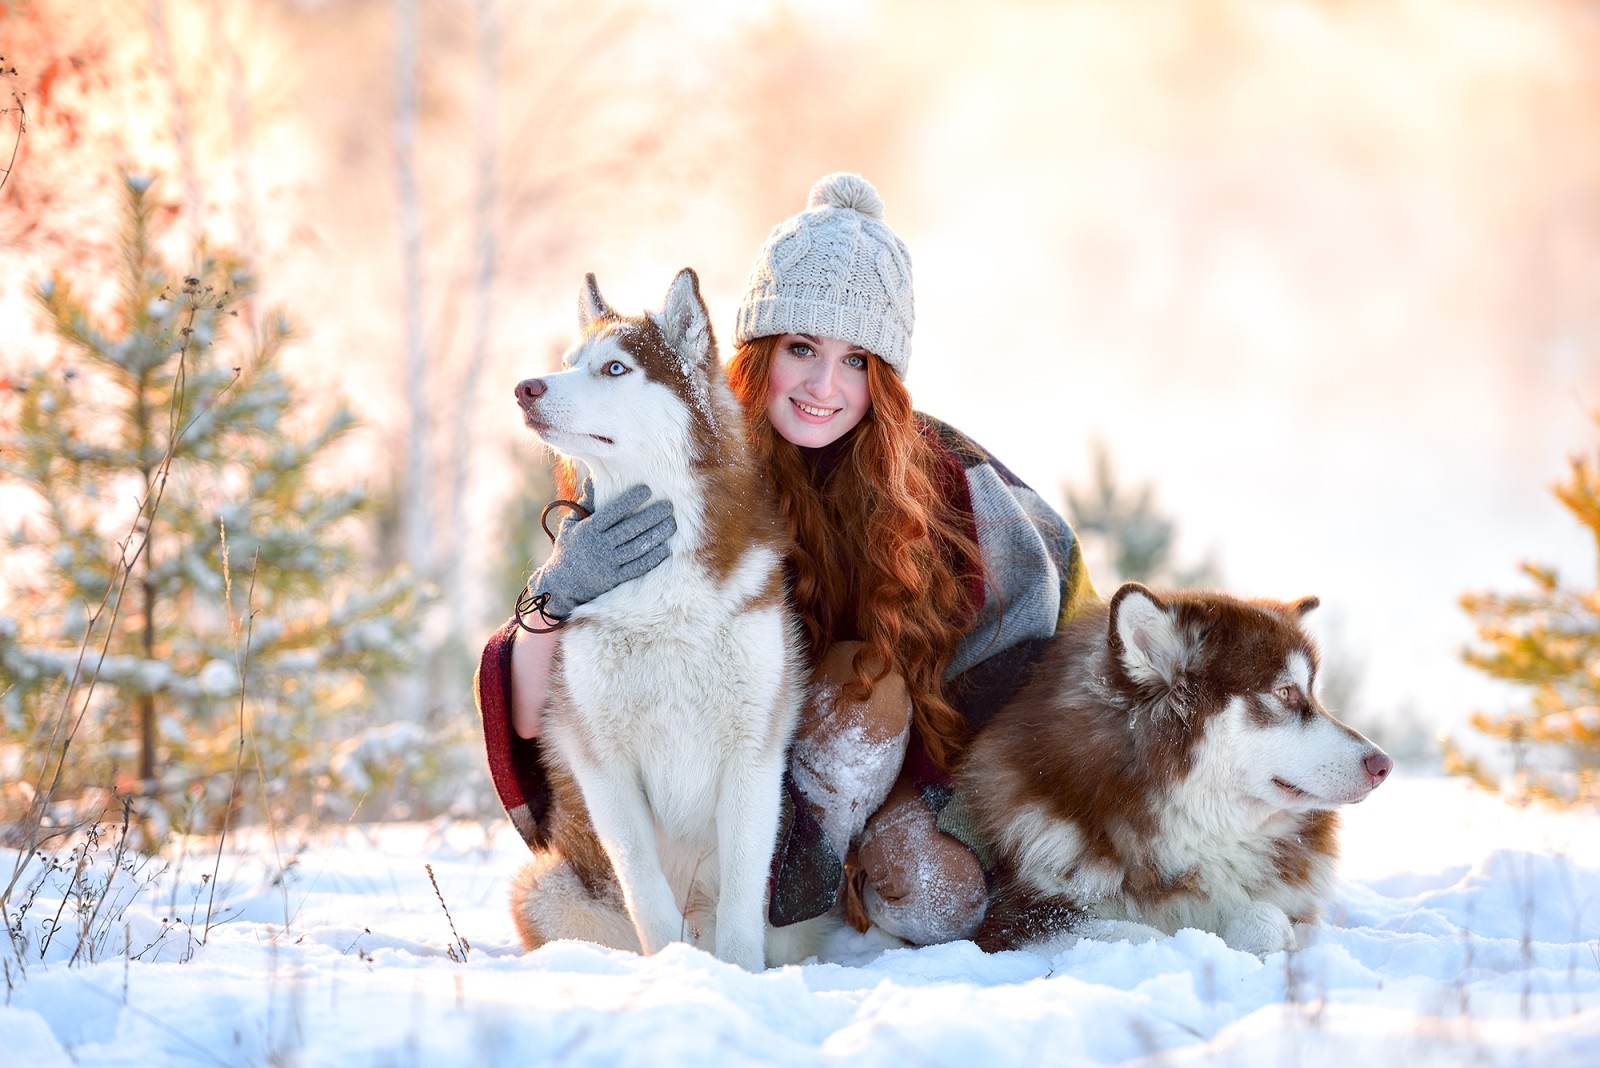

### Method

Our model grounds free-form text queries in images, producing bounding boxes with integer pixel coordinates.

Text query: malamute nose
[1364,750,1394,788]
[515,378,547,406]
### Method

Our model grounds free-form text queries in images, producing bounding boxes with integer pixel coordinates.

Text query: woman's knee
[790,643,912,857]
[799,641,911,742]
[856,786,988,945]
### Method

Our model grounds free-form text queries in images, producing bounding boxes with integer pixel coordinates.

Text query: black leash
[513,497,591,634]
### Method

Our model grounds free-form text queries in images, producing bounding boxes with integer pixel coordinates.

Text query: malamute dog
[961,582,1392,956]
[509,269,805,971]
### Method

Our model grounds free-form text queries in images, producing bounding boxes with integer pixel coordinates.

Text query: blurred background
[3,0,1598,825]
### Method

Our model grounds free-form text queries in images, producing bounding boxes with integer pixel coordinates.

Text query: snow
[196,659,238,697]
[2,775,1597,1066]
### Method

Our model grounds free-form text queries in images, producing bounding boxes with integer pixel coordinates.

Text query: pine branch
[1455,411,1600,803]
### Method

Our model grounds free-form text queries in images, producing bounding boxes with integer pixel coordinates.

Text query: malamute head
[1107,582,1392,811]
[514,268,738,500]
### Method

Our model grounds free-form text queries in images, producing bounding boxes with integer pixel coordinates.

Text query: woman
[477,173,1098,945]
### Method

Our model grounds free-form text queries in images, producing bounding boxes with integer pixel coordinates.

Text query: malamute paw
[1222,902,1296,955]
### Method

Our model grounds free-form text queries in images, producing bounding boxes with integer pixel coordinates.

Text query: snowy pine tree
[1065,442,1218,589]
[0,178,423,835]
[1451,413,1600,804]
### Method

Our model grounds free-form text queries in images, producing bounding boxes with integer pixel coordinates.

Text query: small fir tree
[1065,442,1219,589]
[0,178,423,835]
[1451,413,1600,804]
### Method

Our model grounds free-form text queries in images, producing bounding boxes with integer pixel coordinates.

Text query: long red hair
[726,336,984,772]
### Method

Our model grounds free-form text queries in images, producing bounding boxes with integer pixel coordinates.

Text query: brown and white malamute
[962,582,1392,956]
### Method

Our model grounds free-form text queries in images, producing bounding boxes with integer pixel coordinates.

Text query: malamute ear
[659,267,714,366]
[1289,596,1320,618]
[1109,582,1185,688]
[579,273,614,332]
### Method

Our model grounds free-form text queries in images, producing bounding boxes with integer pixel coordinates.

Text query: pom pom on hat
[807,172,885,219]
[735,172,914,377]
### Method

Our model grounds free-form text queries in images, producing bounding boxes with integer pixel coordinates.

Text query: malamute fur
[962,582,1392,956]
[509,269,805,971]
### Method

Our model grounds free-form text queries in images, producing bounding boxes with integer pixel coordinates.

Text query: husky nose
[1363,751,1393,787]
[515,378,546,405]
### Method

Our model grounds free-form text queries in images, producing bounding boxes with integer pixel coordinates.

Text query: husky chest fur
[511,269,804,971]
[962,582,1391,956]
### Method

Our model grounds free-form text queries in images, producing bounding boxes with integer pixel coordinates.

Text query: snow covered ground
[2,774,1596,1067]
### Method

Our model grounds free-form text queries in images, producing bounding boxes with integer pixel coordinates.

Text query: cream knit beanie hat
[735,172,914,377]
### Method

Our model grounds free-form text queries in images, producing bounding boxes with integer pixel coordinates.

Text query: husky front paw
[1222,902,1296,955]
[714,927,767,972]
[634,909,693,956]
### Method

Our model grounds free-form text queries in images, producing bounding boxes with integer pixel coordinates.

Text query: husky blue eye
[605,360,628,376]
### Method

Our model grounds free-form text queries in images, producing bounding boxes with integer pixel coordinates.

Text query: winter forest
[2,0,1599,1064]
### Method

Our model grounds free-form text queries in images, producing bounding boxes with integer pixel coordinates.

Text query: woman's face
[764,333,873,449]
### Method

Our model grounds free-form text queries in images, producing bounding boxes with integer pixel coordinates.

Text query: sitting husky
[508,269,805,971]
[961,582,1392,956]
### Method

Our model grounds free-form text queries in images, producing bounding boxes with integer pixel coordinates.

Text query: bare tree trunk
[136,380,157,789]
[394,0,433,716]
[394,0,432,581]
[146,0,204,248]
[443,0,501,638]
[139,569,156,786]
[208,0,260,332]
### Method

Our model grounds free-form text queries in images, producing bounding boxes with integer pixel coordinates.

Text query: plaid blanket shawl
[474,413,1097,926]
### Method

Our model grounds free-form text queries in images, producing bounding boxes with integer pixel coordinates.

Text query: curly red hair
[726,336,984,772]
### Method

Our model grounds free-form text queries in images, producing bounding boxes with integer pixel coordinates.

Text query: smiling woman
[764,333,872,448]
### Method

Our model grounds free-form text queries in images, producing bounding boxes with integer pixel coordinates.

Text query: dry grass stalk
[425,862,470,963]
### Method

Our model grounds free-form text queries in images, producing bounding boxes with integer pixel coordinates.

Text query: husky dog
[508,269,805,971]
[961,582,1392,956]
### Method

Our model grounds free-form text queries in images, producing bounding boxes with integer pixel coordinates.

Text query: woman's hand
[511,483,675,739]
[528,482,676,621]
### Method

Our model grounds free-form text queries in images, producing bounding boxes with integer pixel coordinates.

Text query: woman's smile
[766,333,872,448]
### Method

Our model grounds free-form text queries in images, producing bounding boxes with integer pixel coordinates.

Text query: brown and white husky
[508,269,807,971]
[961,582,1392,956]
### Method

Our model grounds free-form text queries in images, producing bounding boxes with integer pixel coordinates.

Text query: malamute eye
[604,360,629,377]
[1274,685,1297,704]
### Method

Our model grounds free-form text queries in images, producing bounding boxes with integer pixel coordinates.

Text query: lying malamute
[508,269,805,971]
[961,582,1391,955]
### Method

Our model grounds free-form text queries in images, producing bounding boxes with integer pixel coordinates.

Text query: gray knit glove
[530,483,675,622]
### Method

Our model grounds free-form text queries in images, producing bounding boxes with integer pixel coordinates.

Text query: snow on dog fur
[508,269,807,971]
[961,582,1392,956]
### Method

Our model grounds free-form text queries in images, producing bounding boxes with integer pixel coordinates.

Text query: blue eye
[604,360,628,377]
[845,353,867,370]
[791,343,813,357]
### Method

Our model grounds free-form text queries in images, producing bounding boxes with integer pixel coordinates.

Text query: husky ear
[1289,596,1320,618]
[1109,582,1185,687]
[579,273,614,332]
[658,268,714,366]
